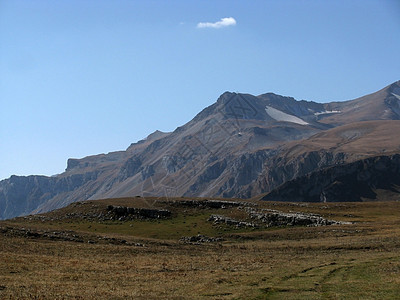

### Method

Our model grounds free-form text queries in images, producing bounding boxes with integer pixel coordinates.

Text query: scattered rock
[208,214,257,228]
[0,225,144,246]
[180,234,223,244]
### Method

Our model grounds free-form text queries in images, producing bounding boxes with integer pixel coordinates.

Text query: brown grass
[1,199,400,299]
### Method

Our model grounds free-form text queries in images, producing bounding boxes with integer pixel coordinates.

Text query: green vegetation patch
[59,210,256,240]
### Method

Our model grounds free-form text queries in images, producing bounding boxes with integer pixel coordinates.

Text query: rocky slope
[1,81,400,219]
[260,154,400,202]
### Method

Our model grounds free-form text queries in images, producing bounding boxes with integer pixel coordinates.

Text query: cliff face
[1,81,400,219]
[260,154,400,202]
[0,170,102,220]
[218,150,350,199]
[0,176,54,219]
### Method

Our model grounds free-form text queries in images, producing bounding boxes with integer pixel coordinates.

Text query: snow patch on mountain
[391,93,400,101]
[265,106,309,125]
[314,110,341,116]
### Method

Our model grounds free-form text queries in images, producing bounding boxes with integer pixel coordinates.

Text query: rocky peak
[145,130,170,141]
[258,93,324,117]
[2,81,400,220]
[65,151,125,172]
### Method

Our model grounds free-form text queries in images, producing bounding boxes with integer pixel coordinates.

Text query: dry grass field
[1,198,400,299]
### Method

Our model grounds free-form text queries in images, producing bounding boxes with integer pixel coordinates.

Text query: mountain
[259,153,400,202]
[1,81,400,219]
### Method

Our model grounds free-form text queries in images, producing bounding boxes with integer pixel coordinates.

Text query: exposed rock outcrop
[261,154,400,202]
[107,205,171,220]
[0,225,144,246]
[180,234,223,244]
[208,214,257,228]
[246,208,350,227]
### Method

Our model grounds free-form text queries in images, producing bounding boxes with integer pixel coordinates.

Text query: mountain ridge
[1,81,400,219]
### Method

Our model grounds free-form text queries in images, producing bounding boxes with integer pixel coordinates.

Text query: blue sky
[1,0,399,180]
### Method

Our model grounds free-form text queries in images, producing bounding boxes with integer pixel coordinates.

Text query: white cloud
[197,17,236,29]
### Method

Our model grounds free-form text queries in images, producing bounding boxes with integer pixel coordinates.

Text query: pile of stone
[208,214,257,228]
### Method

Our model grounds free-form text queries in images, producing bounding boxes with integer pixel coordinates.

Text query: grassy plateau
[1,197,400,299]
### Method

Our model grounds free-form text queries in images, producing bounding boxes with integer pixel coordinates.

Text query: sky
[1,0,399,180]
